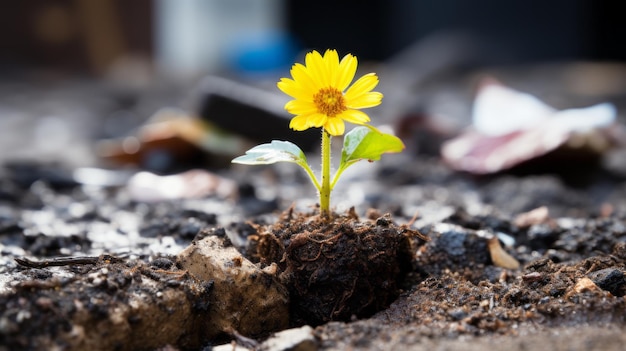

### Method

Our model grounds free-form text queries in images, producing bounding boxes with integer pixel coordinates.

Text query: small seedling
[233,49,404,219]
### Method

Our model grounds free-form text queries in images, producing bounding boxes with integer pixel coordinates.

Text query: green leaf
[232,140,308,166]
[233,140,321,191]
[340,126,405,168]
[331,126,404,189]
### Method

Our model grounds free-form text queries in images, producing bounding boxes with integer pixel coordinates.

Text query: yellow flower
[277,49,383,136]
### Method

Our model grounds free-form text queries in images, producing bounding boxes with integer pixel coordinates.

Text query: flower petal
[323,49,340,88]
[305,50,329,88]
[338,109,371,125]
[344,73,379,101]
[277,78,311,101]
[307,113,327,128]
[345,92,383,109]
[336,54,357,91]
[291,63,319,92]
[324,117,345,136]
[289,115,311,131]
[285,100,318,115]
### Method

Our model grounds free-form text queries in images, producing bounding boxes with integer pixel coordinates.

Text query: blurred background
[2,0,626,76]
[1,0,626,172]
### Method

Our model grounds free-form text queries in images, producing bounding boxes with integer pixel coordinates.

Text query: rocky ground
[2,63,626,350]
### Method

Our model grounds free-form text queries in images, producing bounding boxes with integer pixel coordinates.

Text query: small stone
[514,206,550,228]
[588,268,626,296]
[260,325,317,351]
[527,224,559,249]
[15,310,31,323]
[210,343,251,351]
[150,257,174,270]
[0,317,19,334]
[522,272,543,283]
[439,230,466,256]
[35,297,54,310]
[375,214,392,227]
[567,277,601,298]
[447,308,467,321]
[179,218,203,239]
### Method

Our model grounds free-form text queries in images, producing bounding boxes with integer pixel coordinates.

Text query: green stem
[330,164,347,190]
[320,129,332,219]
[298,160,321,192]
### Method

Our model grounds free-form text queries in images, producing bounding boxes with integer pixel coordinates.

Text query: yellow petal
[345,92,383,109]
[285,100,318,115]
[277,78,311,101]
[289,115,311,131]
[291,63,319,92]
[307,113,327,128]
[324,117,345,136]
[336,54,357,91]
[323,49,339,88]
[344,73,379,101]
[305,50,329,88]
[338,109,371,125]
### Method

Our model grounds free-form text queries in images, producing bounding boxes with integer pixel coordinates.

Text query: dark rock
[179,209,217,225]
[527,224,560,249]
[439,230,467,256]
[150,257,175,270]
[588,268,626,297]
[178,218,204,239]
[448,308,468,321]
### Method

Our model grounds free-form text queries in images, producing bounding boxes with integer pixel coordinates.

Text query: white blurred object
[155,0,285,76]
[127,169,236,202]
[473,81,616,136]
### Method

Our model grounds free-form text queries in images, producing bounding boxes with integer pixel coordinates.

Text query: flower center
[313,87,346,117]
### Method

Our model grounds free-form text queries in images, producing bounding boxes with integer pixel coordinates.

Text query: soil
[2,68,626,350]
[252,207,424,326]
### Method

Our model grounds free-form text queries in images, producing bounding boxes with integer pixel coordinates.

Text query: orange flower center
[313,87,346,117]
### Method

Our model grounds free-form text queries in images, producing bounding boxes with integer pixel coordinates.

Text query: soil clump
[252,207,426,326]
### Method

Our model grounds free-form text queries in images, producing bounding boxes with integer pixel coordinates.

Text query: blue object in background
[227,31,300,75]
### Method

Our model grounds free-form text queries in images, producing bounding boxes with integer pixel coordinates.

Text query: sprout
[233,50,404,219]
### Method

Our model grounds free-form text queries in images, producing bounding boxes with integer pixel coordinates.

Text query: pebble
[513,206,549,228]
[0,317,18,334]
[261,325,317,351]
[527,223,559,248]
[588,268,626,296]
[212,325,318,351]
[439,229,467,256]
[448,308,468,321]
[522,272,543,283]
[212,344,251,351]
[149,257,174,270]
